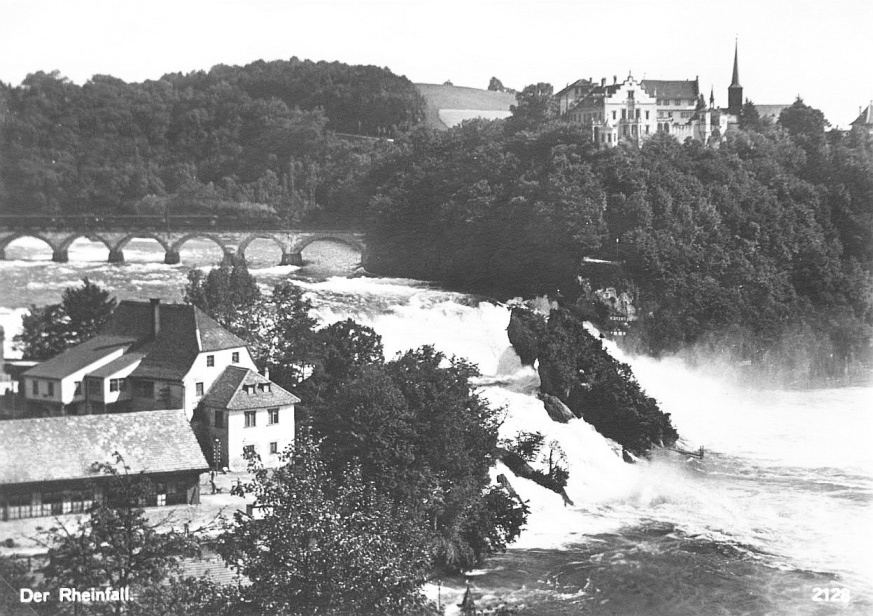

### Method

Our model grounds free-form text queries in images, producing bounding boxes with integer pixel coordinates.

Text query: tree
[311,319,384,384]
[309,345,524,571]
[738,99,762,131]
[40,455,201,615]
[487,77,509,92]
[217,439,435,616]
[14,278,116,360]
[14,303,71,360]
[508,83,556,130]
[62,277,118,341]
[256,282,319,388]
[184,254,260,333]
[0,553,38,614]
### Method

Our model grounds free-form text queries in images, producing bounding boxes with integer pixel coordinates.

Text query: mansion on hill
[556,44,791,147]
[2,299,299,520]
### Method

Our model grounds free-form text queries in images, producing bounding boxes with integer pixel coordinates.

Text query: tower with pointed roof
[728,40,743,116]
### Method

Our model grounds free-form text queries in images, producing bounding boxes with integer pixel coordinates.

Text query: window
[207,355,214,367]
[627,90,634,100]
[270,442,278,454]
[635,109,640,119]
[47,382,54,396]
[32,380,38,395]
[74,381,82,396]
[232,352,239,363]
[645,111,650,120]
[268,408,279,425]
[621,109,626,120]
[243,444,256,456]
[612,110,616,120]
[245,411,256,427]
[196,382,204,396]
[109,378,126,392]
[214,410,224,428]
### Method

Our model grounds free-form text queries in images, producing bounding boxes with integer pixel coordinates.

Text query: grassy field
[416,83,516,130]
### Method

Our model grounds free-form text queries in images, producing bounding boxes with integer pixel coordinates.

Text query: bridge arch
[114,233,171,254]
[0,233,58,258]
[57,234,114,254]
[238,234,289,260]
[293,235,367,257]
[169,234,229,255]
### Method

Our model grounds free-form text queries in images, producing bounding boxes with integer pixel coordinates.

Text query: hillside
[415,83,515,130]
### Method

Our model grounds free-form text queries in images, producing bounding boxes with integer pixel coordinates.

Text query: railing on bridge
[0,214,317,232]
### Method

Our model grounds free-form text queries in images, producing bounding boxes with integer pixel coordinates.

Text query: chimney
[263,366,270,381]
[150,298,161,337]
[601,77,606,87]
[613,75,617,85]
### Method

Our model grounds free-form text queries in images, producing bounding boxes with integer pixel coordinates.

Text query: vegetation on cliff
[509,306,679,456]
[366,95,873,385]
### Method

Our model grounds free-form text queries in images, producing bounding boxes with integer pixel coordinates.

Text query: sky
[1,0,871,128]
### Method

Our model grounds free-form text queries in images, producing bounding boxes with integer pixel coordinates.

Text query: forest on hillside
[0,58,425,225]
[364,88,873,385]
[2,64,871,385]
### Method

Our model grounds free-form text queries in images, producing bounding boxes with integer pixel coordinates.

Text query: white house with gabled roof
[18,298,299,478]
[197,365,300,471]
[22,299,258,419]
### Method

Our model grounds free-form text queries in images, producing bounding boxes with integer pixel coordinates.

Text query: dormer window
[258,383,271,393]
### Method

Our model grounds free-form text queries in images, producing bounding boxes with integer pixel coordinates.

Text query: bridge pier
[164,250,181,265]
[281,252,304,266]
[108,249,124,263]
[52,248,68,263]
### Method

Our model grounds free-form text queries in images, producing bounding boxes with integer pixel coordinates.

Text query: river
[1,236,871,616]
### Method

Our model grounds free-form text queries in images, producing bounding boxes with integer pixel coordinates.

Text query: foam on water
[2,243,871,606]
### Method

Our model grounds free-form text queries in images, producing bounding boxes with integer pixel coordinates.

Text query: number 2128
[812,587,850,602]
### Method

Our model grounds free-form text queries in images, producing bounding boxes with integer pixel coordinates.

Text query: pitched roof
[194,310,248,352]
[88,351,146,378]
[0,409,209,485]
[851,103,873,127]
[555,79,595,98]
[753,104,791,119]
[731,42,741,87]
[570,83,623,110]
[24,336,138,379]
[640,79,700,100]
[111,301,247,381]
[24,300,250,383]
[202,365,300,410]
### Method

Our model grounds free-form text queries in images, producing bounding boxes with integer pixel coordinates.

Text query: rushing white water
[2,236,871,614]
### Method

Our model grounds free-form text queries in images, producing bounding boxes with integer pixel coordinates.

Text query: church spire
[731,39,741,87]
[727,39,743,115]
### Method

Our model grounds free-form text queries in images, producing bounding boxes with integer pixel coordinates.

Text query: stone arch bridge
[0,228,368,267]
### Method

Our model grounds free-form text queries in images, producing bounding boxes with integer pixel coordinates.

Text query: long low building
[0,409,209,520]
